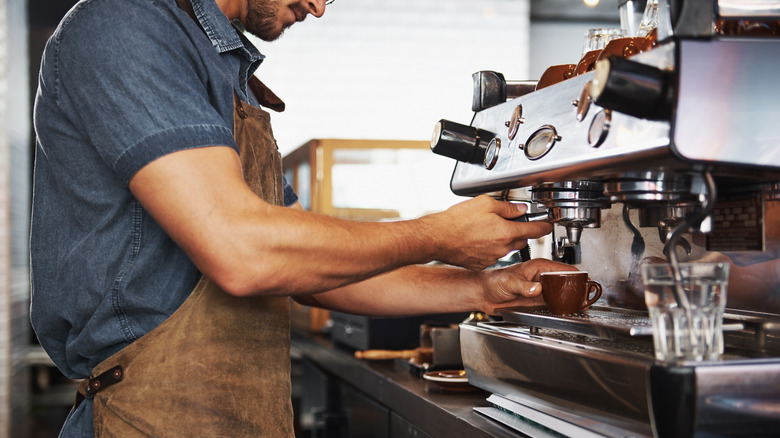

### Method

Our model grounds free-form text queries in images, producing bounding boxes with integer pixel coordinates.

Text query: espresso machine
[430,1,780,436]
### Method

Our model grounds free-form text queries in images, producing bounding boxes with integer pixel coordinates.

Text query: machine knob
[472,71,507,111]
[472,71,537,111]
[590,57,672,120]
[431,119,494,165]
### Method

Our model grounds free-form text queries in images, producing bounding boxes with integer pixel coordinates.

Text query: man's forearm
[300,258,567,317]
[299,264,483,317]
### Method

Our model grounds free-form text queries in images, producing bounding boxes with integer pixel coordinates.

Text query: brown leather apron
[77,89,293,437]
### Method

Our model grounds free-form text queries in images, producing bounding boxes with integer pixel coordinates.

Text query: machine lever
[512,211,550,223]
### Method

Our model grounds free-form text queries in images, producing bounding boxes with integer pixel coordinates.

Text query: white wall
[250,0,532,156]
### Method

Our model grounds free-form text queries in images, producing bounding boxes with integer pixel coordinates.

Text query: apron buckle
[74,365,124,409]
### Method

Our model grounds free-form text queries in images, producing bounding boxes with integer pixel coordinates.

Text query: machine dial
[588,109,611,148]
[524,125,561,160]
[430,119,494,164]
[484,137,501,170]
[573,81,593,122]
[505,105,525,140]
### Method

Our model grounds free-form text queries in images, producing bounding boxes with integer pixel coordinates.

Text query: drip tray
[497,306,745,340]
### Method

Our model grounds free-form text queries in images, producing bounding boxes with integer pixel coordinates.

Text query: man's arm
[296,258,575,316]
[129,146,553,297]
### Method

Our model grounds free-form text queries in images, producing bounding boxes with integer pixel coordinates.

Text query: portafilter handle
[512,211,551,223]
[512,211,551,262]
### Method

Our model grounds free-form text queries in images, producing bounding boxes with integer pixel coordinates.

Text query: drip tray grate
[497,306,653,340]
[497,306,745,341]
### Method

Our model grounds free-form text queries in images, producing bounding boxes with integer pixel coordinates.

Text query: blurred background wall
[1,0,32,436]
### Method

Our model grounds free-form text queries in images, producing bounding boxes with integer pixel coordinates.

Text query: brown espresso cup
[540,271,602,315]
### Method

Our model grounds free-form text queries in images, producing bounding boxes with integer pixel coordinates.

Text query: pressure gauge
[588,109,611,148]
[524,125,561,160]
[484,137,501,170]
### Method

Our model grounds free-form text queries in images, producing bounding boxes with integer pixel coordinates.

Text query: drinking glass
[642,262,729,363]
[582,28,625,56]
[637,0,659,37]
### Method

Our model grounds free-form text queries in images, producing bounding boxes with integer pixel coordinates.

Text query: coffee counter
[290,332,524,438]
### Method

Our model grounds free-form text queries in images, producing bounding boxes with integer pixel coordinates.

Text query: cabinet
[291,334,517,438]
[283,138,462,220]
[297,355,439,438]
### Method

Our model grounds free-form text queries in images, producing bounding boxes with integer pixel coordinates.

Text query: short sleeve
[49,0,238,184]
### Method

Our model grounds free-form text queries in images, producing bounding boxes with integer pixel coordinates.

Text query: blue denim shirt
[30,0,296,435]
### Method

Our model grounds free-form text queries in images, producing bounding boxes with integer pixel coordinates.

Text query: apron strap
[248,77,286,112]
[74,365,124,410]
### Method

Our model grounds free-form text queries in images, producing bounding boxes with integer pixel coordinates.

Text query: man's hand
[422,195,554,270]
[477,259,577,314]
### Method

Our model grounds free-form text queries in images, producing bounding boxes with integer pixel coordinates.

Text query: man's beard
[244,0,301,41]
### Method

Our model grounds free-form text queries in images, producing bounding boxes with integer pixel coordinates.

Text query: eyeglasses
[326,0,335,4]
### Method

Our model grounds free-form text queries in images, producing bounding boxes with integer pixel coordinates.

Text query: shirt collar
[190,0,265,66]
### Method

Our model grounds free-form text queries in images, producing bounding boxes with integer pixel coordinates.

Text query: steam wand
[622,204,646,275]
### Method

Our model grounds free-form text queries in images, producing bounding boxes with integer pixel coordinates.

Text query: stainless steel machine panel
[461,321,780,437]
[674,39,780,167]
[448,39,780,198]
[449,71,672,196]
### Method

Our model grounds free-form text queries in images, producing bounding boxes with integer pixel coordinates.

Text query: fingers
[501,279,542,298]
[484,196,528,220]
[520,258,579,281]
[478,259,578,314]
[478,267,543,315]
[431,196,554,270]
[481,265,543,302]
[510,221,554,240]
[480,196,553,245]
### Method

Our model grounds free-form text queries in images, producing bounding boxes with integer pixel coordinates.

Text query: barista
[29,0,570,436]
